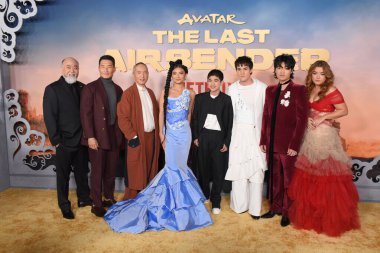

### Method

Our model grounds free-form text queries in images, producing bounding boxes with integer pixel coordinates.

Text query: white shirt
[234,83,256,125]
[137,84,155,132]
[203,94,221,131]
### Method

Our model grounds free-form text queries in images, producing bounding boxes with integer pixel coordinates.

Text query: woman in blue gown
[104,60,213,233]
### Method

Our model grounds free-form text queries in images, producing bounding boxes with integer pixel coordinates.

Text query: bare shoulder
[326,86,337,95]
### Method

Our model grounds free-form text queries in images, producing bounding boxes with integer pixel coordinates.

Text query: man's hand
[220,144,228,152]
[260,145,266,153]
[194,139,199,147]
[287,148,297,156]
[88,138,99,150]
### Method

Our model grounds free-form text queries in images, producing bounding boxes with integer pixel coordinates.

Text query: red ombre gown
[288,89,360,237]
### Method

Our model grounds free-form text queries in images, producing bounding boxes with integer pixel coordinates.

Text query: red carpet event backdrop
[1,0,380,199]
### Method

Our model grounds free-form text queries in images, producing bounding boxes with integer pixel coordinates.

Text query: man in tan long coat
[117,62,160,199]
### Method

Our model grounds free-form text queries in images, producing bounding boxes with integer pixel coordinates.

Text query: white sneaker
[212,208,221,215]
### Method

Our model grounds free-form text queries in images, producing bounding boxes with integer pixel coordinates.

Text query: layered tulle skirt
[104,164,213,233]
[288,119,360,237]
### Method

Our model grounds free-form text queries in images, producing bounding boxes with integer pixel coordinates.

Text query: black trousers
[197,129,227,208]
[55,145,91,211]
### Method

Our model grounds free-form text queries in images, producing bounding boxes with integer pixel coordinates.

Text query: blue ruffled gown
[104,89,213,233]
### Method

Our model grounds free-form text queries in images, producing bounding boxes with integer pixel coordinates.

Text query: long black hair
[163,59,188,135]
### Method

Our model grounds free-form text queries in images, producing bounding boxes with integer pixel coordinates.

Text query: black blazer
[191,92,233,147]
[43,76,83,148]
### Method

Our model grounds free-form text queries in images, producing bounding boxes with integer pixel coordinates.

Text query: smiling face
[61,57,79,84]
[171,67,187,85]
[133,63,149,86]
[207,75,221,94]
[311,66,326,86]
[98,59,116,79]
[275,62,292,83]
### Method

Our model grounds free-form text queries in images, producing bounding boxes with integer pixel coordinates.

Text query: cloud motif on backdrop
[0,0,45,63]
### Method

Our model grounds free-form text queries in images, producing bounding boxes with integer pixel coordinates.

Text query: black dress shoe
[261,211,276,219]
[91,206,107,217]
[61,209,74,219]
[280,216,290,227]
[251,215,260,220]
[78,199,92,208]
[102,199,117,208]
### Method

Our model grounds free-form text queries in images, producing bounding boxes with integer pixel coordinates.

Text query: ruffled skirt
[104,165,213,233]
[288,120,360,237]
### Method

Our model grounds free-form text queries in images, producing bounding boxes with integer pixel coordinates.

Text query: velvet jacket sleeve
[259,87,270,146]
[288,85,308,152]
[80,84,95,139]
[43,85,61,146]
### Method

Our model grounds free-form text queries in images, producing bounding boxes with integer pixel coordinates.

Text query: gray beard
[64,76,77,84]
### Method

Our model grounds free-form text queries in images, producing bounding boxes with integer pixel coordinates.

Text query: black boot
[261,210,276,219]
[280,216,290,227]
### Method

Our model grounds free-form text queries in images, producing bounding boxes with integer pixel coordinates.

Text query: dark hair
[99,55,115,67]
[234,56,253,70]
[207,69,224,81]
[163,59,188,136]
[305,60,334,101]
[273,54,296,79]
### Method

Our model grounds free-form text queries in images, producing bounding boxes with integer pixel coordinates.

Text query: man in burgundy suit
[80,55,123,217]
[259,54,308,227]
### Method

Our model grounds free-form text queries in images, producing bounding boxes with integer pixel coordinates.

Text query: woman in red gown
[288,60,360,237]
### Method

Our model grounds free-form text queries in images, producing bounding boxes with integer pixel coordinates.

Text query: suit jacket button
[102,107,104,109]
[102,128,105,130]
[103,118,106,120]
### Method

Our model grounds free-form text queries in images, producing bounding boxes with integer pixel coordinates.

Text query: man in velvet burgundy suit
[80,55,123,217]
[43,57,92,219]
[259,54,308,227]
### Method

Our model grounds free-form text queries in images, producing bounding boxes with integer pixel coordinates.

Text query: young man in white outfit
[225,56,267,219]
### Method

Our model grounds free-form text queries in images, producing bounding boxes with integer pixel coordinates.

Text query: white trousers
[230,170,264,216]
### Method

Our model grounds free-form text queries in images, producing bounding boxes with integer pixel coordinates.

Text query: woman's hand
[160,133,166,150]
[307,117,316,130]
[312,115,326,127]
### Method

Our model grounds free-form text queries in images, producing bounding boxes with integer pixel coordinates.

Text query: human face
[236,64,252,84]
[208,75,221,95]
[311,67,326,86]
[99,59,116,79]
[133,64,149,86]
[172,67,187,85]
[275,62,292,83]
[62,58,79,79]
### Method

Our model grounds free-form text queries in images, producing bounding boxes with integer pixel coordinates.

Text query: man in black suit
[191,69,233,215]
[43,57,92,219]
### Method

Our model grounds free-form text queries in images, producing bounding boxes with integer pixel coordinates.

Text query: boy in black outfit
[191,69,233,214]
